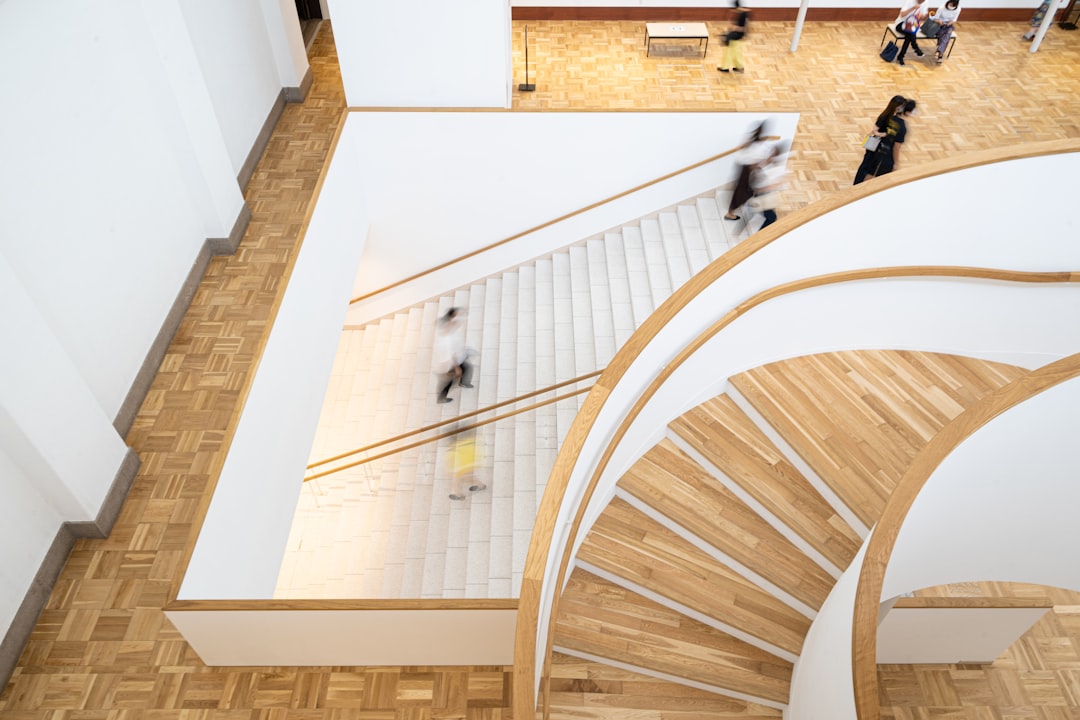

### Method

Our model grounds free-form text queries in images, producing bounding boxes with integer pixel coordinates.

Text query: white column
[260,0,311,87]
[791,0,811,51]
[1030,0,1062,52]
[0,254,129,522]
[137,0,246,239]
[329,0,512,107]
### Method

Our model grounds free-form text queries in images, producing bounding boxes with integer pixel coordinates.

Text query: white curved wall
[535,149,1080,678]
[787,545,866,720]
[883,374,1080,598]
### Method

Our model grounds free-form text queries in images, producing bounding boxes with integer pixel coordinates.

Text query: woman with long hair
[853,96,915,184]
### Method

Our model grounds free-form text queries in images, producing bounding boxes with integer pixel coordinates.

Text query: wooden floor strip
[555,570,794,706]
[729,351,1027,528]
[670,395,863,572]
[618,440,836,610]
[577,497,812,656]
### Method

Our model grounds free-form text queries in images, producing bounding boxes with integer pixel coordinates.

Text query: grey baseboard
[112,201,251,438]
[238,70,312,191]
[286,66,314,104]
[0,446,140,690]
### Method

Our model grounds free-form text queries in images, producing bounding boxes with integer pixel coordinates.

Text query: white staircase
[275,188,749,599]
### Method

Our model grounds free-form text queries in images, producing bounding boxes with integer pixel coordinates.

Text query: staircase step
[555,569,793,707]
[658,211,692,289]
[669,395,863,573]
[577,496,811,656]
[728,350,1028,528]
[617,440,835,611]
[602,232,635,349]
[639,218,674,308]
[547,651,783,720]
[586,238,617,368]
[676,203,711,276]
[620,225,655,326]
[569,244,597,375]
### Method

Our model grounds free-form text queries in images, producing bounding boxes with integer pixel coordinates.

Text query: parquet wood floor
[3,17,1078,720]
[510,20,1080,211]
[879,583,1080,720]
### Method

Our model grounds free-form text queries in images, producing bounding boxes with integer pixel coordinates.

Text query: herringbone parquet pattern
[3,17,1079,719]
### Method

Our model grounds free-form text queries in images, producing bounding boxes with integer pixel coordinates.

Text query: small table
[645,22,710,57]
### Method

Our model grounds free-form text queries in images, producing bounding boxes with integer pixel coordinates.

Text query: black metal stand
[1059,0,1078,28]
[518,25,536,91]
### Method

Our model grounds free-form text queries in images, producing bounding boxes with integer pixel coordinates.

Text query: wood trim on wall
[511,138,1080,720]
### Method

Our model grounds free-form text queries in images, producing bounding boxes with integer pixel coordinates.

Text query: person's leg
[459,360,474,389]
[438,375,454,403]
[897,33,914,63]
[726,166,752,218]
[936,27,951,58]
[854,152,875,184]
[718,42,735,71]
[732,39,745,71]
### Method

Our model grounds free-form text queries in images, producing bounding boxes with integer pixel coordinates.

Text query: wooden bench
[881,23,957,58]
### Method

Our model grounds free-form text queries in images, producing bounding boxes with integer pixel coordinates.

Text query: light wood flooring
[880,583,1080,720]
[3,17,1080,720]
[510,20,1080,212]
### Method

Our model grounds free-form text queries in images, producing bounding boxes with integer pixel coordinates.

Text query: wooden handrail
[306,370,602,470]
[349,139,777,305]
[165,597,518,612]
[512,138,1080,720]
[304,383,595,482]
[850,353,1080,720]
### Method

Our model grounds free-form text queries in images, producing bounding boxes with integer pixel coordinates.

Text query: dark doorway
[294,0,322,21]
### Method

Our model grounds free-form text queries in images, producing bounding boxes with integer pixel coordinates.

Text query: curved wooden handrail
[850,352,1080,720]
[349,138,778,304]
[512,138,1080,720]
[306,370,602,470]
[303,383,594,482]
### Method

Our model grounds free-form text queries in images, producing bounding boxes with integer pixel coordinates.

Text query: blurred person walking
[434,307,475,404]
[717,0,751,73]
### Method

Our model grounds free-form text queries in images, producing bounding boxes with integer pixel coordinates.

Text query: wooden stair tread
[671,394,862,572]
[548,652,784,720]
[618,440,835,610]
[555,570,793,705]
[729,350,1027,528]
[578,497,811,655]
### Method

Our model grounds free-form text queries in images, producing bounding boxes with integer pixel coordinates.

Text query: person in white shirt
[434,307,474,404]
[894,0,929,66]
[930,0,961,63]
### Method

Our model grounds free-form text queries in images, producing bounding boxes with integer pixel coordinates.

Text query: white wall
[344,112,799,325]
[167,607,516,666]
[0,0,307,655]
[530,149,1080,680]
[882,375,1080,598]
[180,129,370,600]
[329,0,511,108]
[179,0,285,175]
[876,607,1050,663]
[787,545,865,720]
